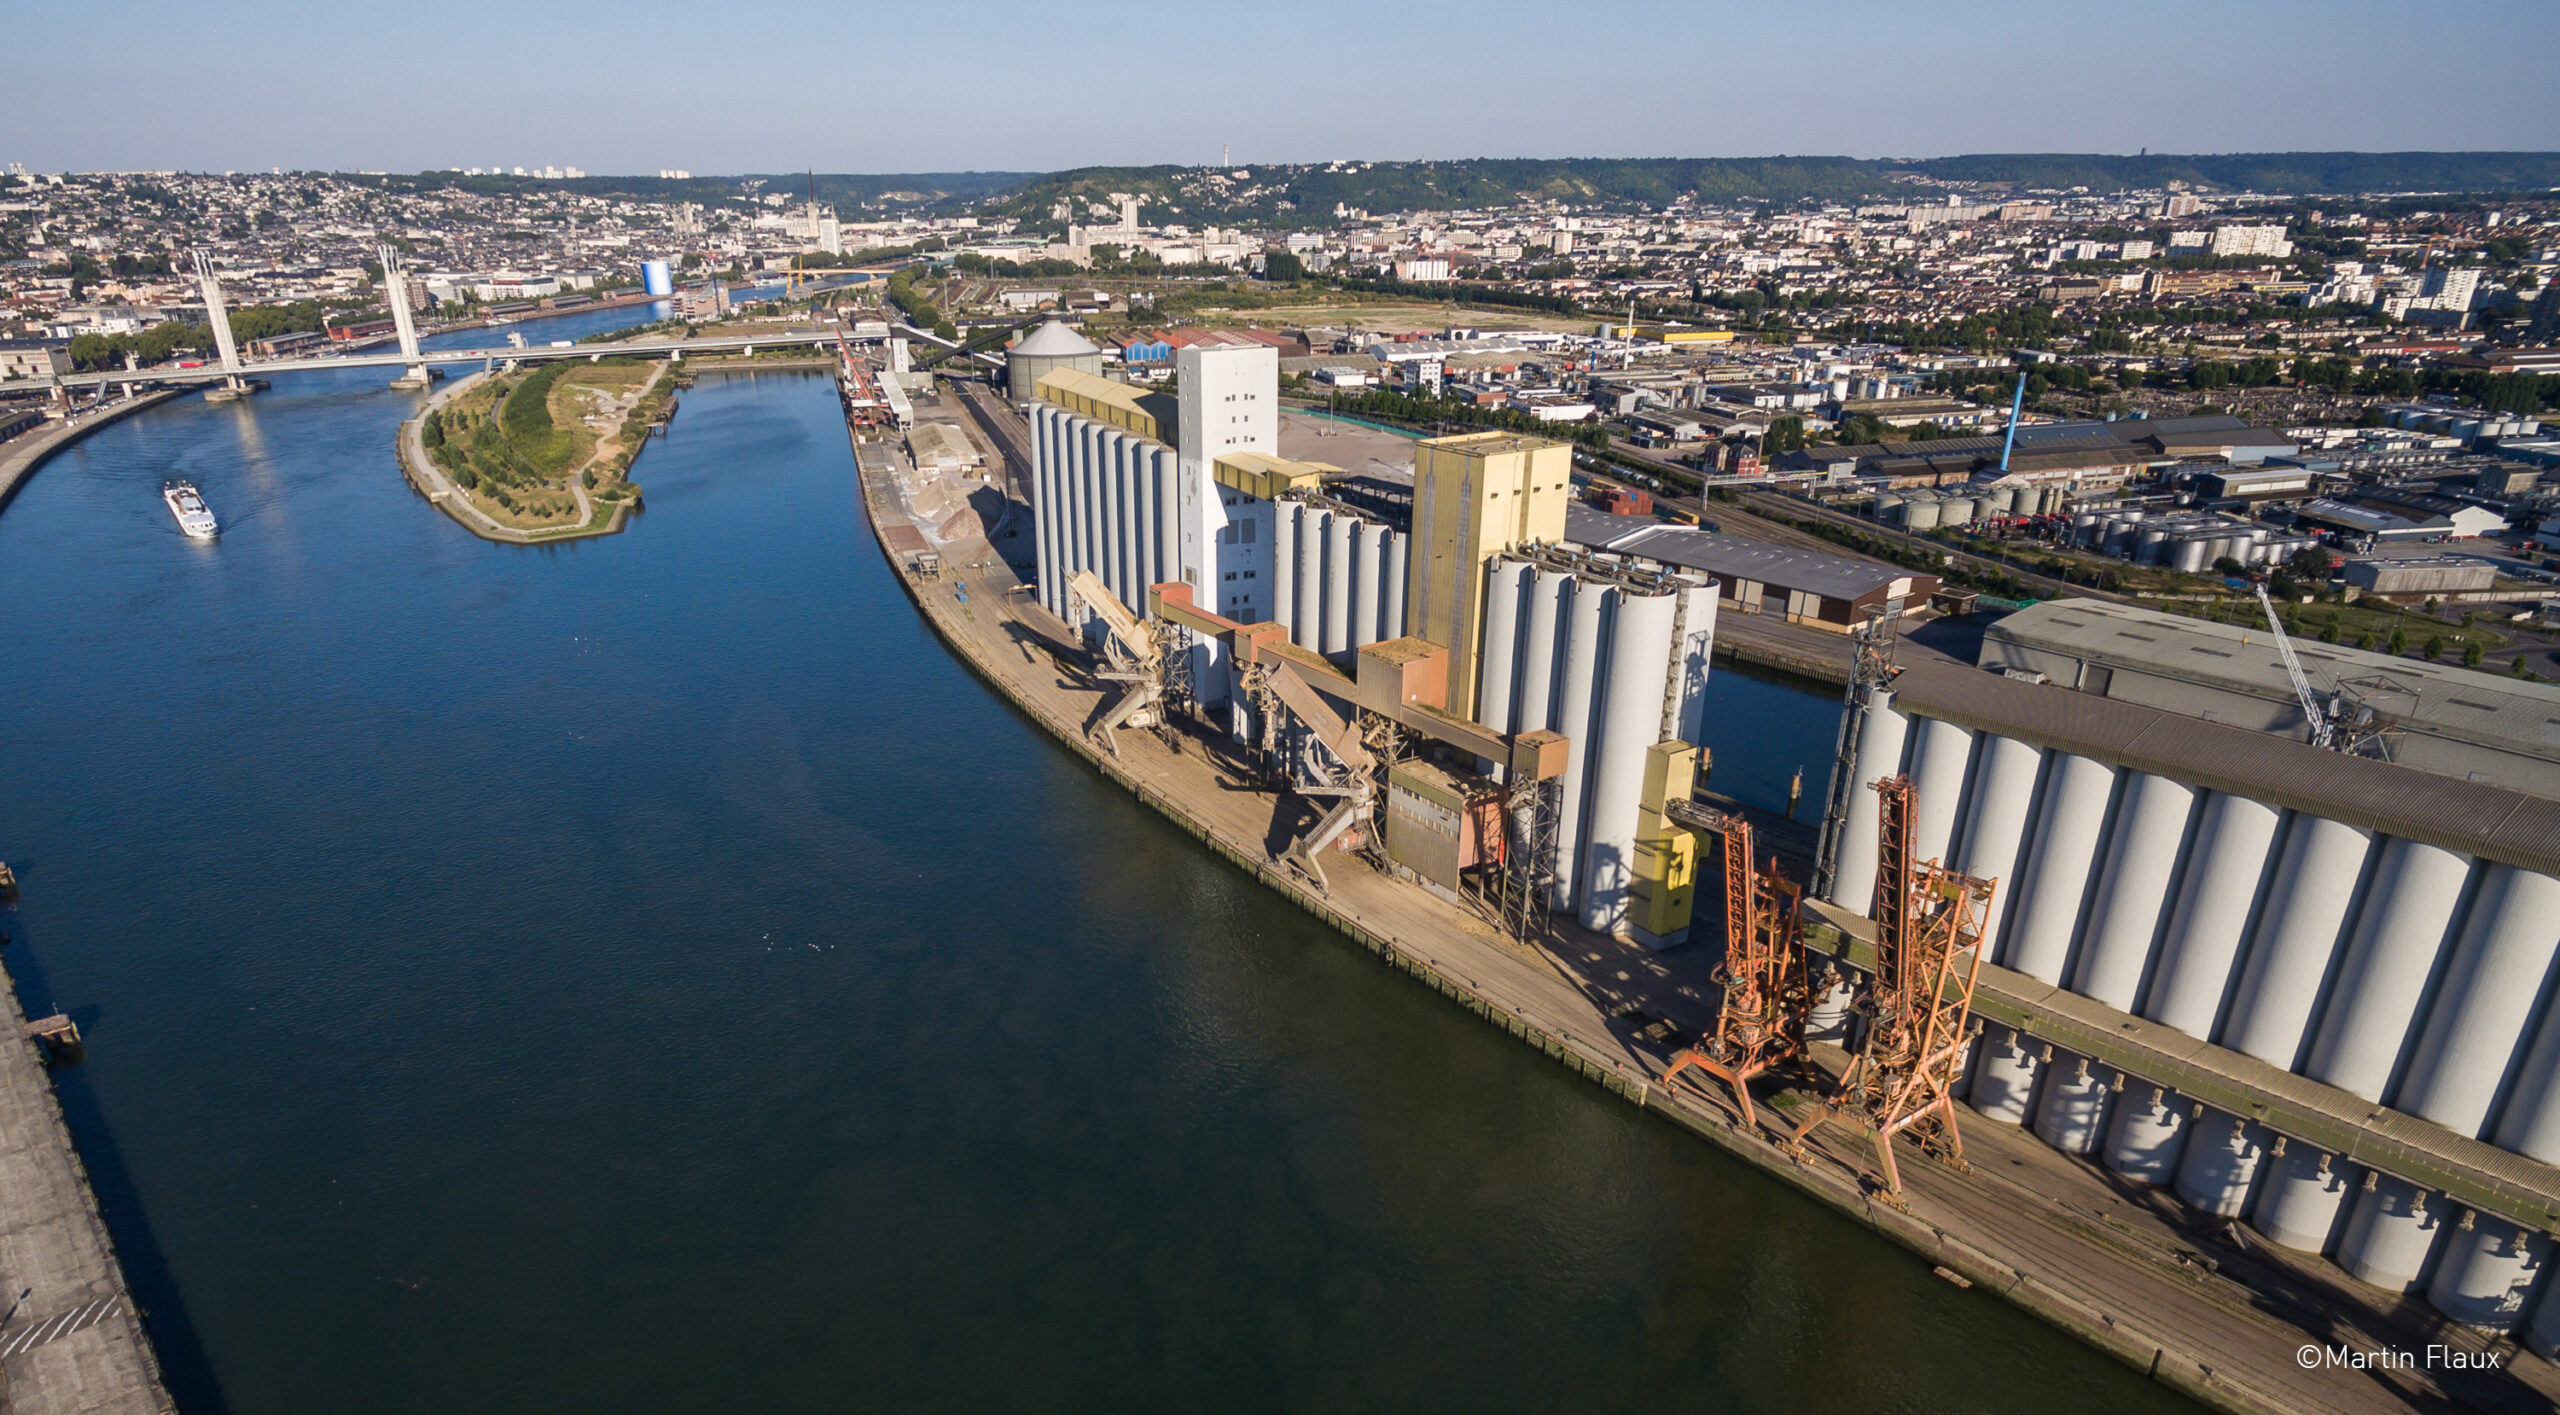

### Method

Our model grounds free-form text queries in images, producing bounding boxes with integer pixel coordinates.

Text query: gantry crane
[1661,810,1809,1132]
[1793,775,1998,1198]
[1066,570,1165,758]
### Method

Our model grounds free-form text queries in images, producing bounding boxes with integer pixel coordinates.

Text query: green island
[419,359,670,536]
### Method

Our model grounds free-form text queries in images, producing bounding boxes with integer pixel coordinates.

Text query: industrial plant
[977,327,2560,1398]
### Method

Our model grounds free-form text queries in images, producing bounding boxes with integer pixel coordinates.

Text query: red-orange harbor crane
[1793,774,1998,1198]
[1661,811,1809,1133]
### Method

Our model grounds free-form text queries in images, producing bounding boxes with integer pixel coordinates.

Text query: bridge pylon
[379,245,433,390]
[190,249,254,401]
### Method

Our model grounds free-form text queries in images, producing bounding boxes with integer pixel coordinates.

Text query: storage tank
[640,259,674,296]
[1007,319,1107,402]
[1970,494,2001,523]
[1901,496,1943,531]
[2136,527,2170,563]
[1873,492,1905,521]
[2171,537,2210,574]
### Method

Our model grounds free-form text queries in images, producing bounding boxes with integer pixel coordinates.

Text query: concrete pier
[0,957,173,1414]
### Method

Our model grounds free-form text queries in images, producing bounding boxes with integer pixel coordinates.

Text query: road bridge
[3,331,848,399]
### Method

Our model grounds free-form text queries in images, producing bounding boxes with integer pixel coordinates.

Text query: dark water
[0,332,2192,1414]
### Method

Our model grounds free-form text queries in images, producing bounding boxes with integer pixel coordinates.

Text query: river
[0,311,2194,1414]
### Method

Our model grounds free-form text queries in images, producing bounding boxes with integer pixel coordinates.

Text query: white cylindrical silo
[1902,497,1943,531]
[2174,1108,2269,1218]
[2428,1218,2551,1332]
[2252,1147,2356,1254]
[2104,1086,2189,1185]
[1154,450,1180,600]
[1349,521,1382,649]
[1672,582,1720,746]
[1968,1029,2041,1126]
[1064,424,1092,609]
[1115,437,1141,604]
[2070,771,2197,1013]
[2399,866,2560,1136]
[1904,717,1975,866]
[1134,445,1158,600]
[1517,570,1572,732]
[1580,588,1680,935]
[2144,792,2283,1040]
[1999,752,2116,983]
[1827,689,1911,910]
[1955,735,2045,958]
[2220,814,2373,1069]
[2030,1052,2113,1155]
[2306,838,2475,1103]
[2338,1177,2447,1292]
[2493,971,2560,1166]
[1322,512,1354,659]
[1099,432,1126,608]
[1551,581,1612,913]
[1383,531,1407,639]
[1270,499,1296,633]
[1292,509,1322,650]
[1032,409,1059,617]
[1476,558,1532,736]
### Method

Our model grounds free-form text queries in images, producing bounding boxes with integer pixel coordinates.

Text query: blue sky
[19,0,2560,174]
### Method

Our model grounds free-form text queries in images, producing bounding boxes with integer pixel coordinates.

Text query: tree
[2388,626,2408,655]
[1262,250,1305,282]
[1762,415,1806,454]
[2423,634,2446,661]
[2463,640,2485,668]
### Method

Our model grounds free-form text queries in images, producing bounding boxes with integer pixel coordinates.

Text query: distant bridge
[6,331,848,398]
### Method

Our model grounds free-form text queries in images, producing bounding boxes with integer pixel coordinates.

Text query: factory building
[1821,646,2560,1342]
[1983,599,2560,797]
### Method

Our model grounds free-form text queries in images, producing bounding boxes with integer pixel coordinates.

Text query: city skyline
[17,0,2560,174]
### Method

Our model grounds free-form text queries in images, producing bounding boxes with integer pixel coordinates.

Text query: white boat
[163,480,218,538]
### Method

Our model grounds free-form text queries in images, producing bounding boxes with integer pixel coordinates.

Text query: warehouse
[1577,515,1938,631]
[1981,597,2560,800]
[2342,555,2500,598]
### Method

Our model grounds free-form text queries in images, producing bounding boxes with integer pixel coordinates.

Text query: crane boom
[2254,582,2332,749]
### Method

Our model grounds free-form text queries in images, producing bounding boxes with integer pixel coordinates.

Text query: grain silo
[1006,320,1106,402]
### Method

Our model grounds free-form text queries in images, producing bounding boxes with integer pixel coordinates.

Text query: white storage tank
[1901,496,1944,531]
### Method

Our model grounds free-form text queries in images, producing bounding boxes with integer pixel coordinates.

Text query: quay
[843,382,2560,1415]
[0,940,173,1413]
[0,392,188,518]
